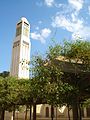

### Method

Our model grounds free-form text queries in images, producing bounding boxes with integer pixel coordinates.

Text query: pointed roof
[17,17,29,24]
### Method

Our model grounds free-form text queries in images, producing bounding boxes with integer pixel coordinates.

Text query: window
[46,107,49,117]
[16,25,22,36]
[23,27,29,37]
[13,41,20,47]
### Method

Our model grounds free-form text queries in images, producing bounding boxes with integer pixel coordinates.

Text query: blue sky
[0,0,90,72]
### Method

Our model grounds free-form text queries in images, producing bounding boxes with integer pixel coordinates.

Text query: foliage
[30,56,48,103]
[46,44,62,60]
[0,71,10,78]
[0,77,32,111]
[62,40,90,65]
[83,98,90,107]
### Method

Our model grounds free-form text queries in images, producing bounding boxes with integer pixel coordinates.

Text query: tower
[10,17,31,79]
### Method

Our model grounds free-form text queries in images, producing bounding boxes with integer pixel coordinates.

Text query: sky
[0,0,90,72]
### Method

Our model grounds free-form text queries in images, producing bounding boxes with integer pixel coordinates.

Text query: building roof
[17,17,29,24]
[54,56,90,74]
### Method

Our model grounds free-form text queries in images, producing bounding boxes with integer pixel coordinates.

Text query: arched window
[46,107,49,117]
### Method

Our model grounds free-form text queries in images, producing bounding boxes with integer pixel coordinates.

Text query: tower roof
[18,17,29,24]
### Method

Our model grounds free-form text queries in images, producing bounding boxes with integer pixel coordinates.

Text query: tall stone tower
[10,17,31,79]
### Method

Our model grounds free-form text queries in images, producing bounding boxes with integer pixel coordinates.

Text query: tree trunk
[30,105,32,120]
[51,105,54,120]
[78,104,82,120]
[67,105,70,120]
[33,104,36,120]
[72,103,79,120]
[2,110,5,120]
[13,106,15,120]
[56,107,57,120]
[25,106,28,120]
[0,109,5,120]
[0,111,2,120]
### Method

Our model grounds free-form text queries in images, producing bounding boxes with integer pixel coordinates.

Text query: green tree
[0,71,9,78]
[42,40,90,120]
[30,45,73,120]
[0,76,6,120]
[60,40,90,120]
[29,40,90,120]
[0,76,20,120]
[30,56,48,120]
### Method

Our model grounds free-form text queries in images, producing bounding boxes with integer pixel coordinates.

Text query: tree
[0,76,30,120]
[48,40,90,120]
[0,76,6,120]
[60,40,90,120]
[30,56,49,120]
[0,76,20,120]
[37,40,90,120]
[0,71,9,78]
[30,44,75,120]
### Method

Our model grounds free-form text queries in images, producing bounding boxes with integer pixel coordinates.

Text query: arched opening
[46,107,49,117]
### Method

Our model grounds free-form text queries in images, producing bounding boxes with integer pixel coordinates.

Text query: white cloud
[44,0,63,8]
[68,0,84,11]
[44,0,54,7]
[44,0,89,40]
[41,28,51,38]
[52,12,90,40]
[72,27,90,40]
[50,0,90,40]
[31,28,51,44]
[52,13,83,32]
[44,0,84,10]
[52,15,74,32]
[31,33,41,41]
[55,3,63,8]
